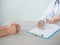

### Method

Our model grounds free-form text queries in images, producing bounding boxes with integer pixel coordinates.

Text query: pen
[39,20,44,30]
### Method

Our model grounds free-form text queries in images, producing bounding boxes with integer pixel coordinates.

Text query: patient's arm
[0,29,8,37]
[0,22,20,37]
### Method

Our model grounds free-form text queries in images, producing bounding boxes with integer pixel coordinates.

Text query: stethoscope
[55,0,60,6]
[53,0,60,15]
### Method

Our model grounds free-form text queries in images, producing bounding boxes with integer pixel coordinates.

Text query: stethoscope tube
[55,0,59,5]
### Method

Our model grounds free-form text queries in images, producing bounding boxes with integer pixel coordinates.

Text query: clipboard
[28,23,60,39]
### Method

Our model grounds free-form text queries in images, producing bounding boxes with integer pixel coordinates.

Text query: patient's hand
[0,22,20,37]
[6,22,20,35]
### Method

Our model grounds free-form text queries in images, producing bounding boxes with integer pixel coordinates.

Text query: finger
[45,19,50,23]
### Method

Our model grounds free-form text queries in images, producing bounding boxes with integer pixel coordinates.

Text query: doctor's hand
[36,21,43,28]
[36,19,55,28]
[45,15,60,23]
[45,19,55,23]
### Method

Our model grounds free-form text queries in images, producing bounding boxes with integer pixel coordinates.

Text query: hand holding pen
[36,20,44,30]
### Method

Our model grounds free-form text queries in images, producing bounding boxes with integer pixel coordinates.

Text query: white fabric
[40,0,60,25]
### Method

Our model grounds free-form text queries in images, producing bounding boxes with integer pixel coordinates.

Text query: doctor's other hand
[45,15,60,23]
[45,19,55,23]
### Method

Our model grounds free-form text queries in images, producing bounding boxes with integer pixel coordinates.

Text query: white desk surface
[0,21,60,45]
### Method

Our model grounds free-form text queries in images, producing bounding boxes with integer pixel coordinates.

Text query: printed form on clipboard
[28,23,60,39]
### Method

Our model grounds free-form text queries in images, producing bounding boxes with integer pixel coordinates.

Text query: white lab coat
[40,0,60,25]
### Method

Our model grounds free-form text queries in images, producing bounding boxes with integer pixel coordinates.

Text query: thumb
[45,19,50,23]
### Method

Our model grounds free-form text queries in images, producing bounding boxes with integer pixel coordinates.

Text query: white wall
[0,0,4,25]
[1,0,51,24]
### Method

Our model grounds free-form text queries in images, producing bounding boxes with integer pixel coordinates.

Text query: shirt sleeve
[40,0,56,21]
[57,4,60,15]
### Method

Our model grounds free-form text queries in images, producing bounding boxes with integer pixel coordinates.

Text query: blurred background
[0,0,60,45]
[0,0,51,24]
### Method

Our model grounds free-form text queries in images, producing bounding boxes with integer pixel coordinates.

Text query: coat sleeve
[40,0,56,21]
[57,4,60,15]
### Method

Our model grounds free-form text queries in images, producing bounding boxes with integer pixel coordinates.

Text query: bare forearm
[52,14,60,22]
[0,30,8,37]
